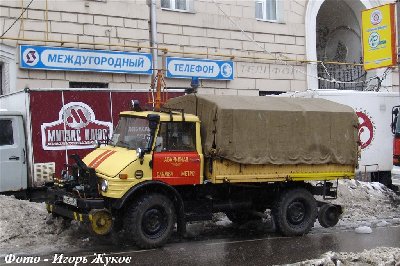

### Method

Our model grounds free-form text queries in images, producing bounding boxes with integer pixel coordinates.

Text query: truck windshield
[396,118,400,134]
[110,116,151,149]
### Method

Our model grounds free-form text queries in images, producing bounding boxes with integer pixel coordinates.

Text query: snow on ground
[0,195,92,257]
[354,226,373,234]
[0,180,399,257]
[286,247,400,266]
[313,180,400,233]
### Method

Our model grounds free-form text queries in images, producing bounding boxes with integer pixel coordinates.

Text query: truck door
[0,115,27,192]
[153,122,200,185]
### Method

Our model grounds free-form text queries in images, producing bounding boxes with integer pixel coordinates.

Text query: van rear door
[0,115,27,192]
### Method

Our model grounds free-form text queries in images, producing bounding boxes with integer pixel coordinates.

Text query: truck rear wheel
[273,188,317,236]
[123,193,176,249]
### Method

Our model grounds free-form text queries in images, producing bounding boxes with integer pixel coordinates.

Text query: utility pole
[150,0,158,92]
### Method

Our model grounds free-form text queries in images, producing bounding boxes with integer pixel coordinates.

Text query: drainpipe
[149,0,158,87]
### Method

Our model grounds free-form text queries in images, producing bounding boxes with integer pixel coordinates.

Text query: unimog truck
[46,95,359,248]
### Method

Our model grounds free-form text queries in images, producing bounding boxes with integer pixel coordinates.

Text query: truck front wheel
[273,188,317,236]
[123,193,176,249]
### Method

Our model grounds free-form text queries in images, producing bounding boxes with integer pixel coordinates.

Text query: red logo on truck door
[41,102,113,150]
[152,152,200,185]
[356,111,375,149]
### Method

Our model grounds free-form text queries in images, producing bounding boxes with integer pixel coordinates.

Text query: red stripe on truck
[88,150,116,169]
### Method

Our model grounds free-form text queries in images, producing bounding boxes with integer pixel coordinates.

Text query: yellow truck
[46,95,358,248]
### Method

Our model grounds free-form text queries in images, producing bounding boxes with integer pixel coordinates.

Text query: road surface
[2,225,400,266]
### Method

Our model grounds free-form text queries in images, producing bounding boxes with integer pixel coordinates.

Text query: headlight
[101,180,108,192]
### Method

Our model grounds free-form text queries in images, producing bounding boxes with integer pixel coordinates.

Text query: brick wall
[1,0,397,94]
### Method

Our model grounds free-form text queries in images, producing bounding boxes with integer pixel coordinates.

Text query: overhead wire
[1,0,35,38]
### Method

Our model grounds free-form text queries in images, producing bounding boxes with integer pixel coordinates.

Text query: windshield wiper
[116,140,130,148]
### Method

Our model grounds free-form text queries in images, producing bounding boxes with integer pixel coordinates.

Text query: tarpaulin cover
[164,94,358,165]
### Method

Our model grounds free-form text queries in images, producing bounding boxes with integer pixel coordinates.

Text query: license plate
[63,195,77,207]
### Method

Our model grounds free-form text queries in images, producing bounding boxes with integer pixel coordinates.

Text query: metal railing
[318,62,367,91]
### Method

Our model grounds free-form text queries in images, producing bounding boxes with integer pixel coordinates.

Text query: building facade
[0,0,398,96]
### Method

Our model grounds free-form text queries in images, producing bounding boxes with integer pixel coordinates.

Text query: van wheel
[123,193,175,249]
[318,204,340,228]
[273,188,317,236]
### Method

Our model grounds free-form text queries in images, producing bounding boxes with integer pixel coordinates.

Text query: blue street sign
[166,57,234,80]
[20,45,153,75]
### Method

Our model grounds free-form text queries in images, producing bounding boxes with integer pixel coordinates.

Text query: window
[69,82,108,88]
[161,0,191,11]
[157,122,196,151]
[0,120,14,146]
[110,117,150,149]
[259,91,284,96]
[256,0,278,21]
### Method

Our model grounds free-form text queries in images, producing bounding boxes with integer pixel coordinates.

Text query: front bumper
[46,188,105,222]
[46,203,91,222]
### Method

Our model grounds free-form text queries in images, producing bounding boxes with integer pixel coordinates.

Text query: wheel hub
[287,201,306,224]
[89,210,113,236]
[142,208,167,237]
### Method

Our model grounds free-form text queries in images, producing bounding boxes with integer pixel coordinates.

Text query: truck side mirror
[392,107,399,134]
[94,140,101,148]
[136,147,144,158]
[145,114,160,153]
[147,114,160,133]
[154,137,163,152]
[136,148,145,165]
[392,116,398,134]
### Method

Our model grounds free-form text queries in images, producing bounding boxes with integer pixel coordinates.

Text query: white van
[281,90,399,187]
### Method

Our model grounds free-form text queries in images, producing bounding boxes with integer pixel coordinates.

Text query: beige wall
[0,0,397,94]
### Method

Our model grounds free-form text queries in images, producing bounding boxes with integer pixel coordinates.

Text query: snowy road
[1,225,400,266]
[62,225,400,265]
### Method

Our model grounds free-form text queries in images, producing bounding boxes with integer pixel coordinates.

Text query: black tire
[123,193,176,249]
[273,188,317,236]
[318,204,340,228]
[225,211,261,225]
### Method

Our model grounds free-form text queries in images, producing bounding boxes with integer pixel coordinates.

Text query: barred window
[0,44,16,95]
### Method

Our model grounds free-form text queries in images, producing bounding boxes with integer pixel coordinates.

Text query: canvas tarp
[164,94,358,165]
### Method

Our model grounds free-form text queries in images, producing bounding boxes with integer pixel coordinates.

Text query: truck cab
[86,110,203,199]
[0,110,27,192]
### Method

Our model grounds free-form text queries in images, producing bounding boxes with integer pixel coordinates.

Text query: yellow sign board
[361,4,397,71]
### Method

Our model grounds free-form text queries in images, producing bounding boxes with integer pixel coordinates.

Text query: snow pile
[0,195,90,257]
[354,226,372,234]
[314,179,400,231]
[287,247,400,265]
